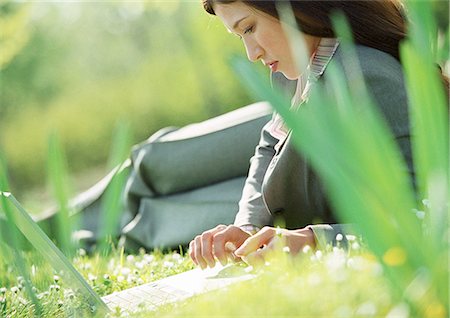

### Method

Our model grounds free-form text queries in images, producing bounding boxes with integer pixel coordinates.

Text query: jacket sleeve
[233,117,279,228]
[234,73,297,228]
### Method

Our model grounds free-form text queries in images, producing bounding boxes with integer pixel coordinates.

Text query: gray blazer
[234,45,412,248]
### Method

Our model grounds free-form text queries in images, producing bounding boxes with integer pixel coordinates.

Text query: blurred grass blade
[98,122,132,255]
[0,155,42,316]
[401,0,449,307]
[405,0,439,60]
[401,42,448,241]
[275,2,309,78]
[47,131,75,256]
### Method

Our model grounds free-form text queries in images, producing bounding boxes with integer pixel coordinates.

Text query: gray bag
[35,102,272,250]
[122,102,272,249]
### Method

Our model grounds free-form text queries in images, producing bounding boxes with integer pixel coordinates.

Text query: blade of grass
[401,1,449,308]
[406,0,439,60]
[0,155,42,316]
[0,191,110,316]
[98,122,132,255]
[47,131,75,257]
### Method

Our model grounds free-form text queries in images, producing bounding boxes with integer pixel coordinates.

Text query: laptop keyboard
[102,282,192,312]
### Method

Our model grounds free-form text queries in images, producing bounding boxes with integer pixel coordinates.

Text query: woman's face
[214,1,320,80]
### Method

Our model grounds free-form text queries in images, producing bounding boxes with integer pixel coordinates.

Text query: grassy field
[1,240,424,318]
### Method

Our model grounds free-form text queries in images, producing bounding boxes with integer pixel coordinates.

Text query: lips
[267,61,278,72]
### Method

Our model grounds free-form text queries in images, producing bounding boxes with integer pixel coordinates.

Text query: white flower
[325,252,346,272]
[18,297,28,305]
[335,233,343,241]
[356,301,377,316]
[351,242,360,251]
[163,261,174,268]
[127,275,136,284]
[422,199,430,208]
[386,303,410,318]
[49,284,60,292]
[88,274,97,282]
[172,253,182,261]
[302,245,311,254]
[275,227,283,237]
[135,261,144,270]
[121,267,131,276]
[11,286,19,294]
[315,250,323,260]
[334,305,353,318]
[53,275,60,283]
[64,289,75,300]
[78,248,86,257]
[345,235,356,242]
[143,254,154,264]
[282,246,290,253]
[0,287,7,294]
[126,255,135,263]
[83,263,92,270]
[117,275,125,283]
[415,210,426,219]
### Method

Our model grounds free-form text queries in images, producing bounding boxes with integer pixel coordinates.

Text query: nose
[243,38,263,62]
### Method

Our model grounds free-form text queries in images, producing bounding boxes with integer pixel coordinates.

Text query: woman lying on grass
[190,0,447,269]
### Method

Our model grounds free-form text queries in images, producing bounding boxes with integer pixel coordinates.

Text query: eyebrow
[232,15,249,31]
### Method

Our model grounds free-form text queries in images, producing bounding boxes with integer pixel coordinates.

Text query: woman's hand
[234,226,316,266]
[189,225,251,269]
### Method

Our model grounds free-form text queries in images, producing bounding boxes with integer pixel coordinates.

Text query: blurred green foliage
[0,1,258,193]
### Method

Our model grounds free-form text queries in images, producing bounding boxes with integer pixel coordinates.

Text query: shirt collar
[309,37,340,82]
[292,38,339,106]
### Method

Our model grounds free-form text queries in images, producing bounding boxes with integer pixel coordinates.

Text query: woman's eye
[244,26,253,34]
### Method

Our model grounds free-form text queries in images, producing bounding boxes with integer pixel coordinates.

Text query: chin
[280,71,299,81]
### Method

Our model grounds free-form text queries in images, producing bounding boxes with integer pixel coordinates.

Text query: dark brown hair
[203,0,407,60]
[203,0,449,95]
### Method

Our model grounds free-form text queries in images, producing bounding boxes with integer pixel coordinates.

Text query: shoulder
[324,44,409,133]
[330,44,404,85]
[325,44,407,100]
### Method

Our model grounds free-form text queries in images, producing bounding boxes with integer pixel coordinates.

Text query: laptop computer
[0,191,254,315]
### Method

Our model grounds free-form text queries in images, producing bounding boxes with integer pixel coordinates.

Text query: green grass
[0,245,194,317]
[1,239,423,318]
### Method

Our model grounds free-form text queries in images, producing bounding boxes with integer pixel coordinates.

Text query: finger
[235,227,276,257]
[225,241,241,263]
[193,235,207,269]
[213,226,246,266]
[189,240,197,265]
[200,231,216,268]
